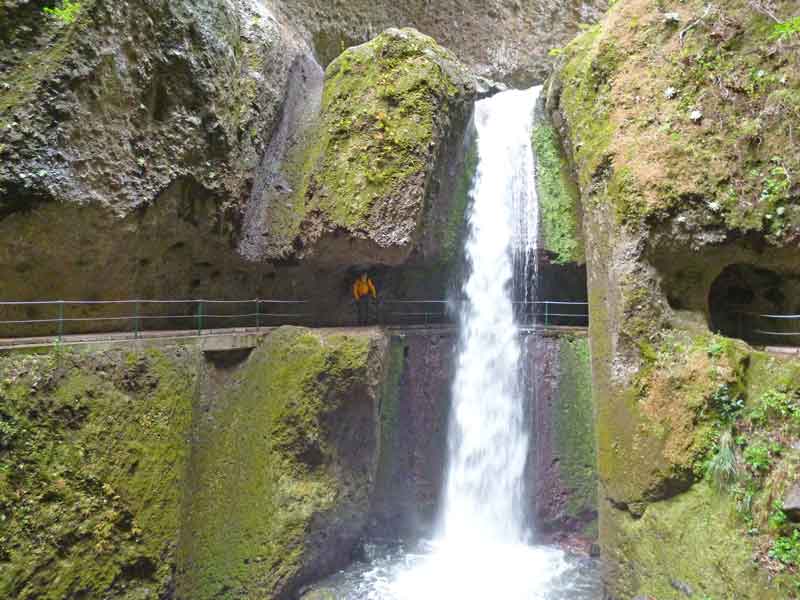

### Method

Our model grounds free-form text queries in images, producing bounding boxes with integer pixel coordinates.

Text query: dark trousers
[356,296,370,325]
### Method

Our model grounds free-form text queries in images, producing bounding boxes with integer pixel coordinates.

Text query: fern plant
[43,1,81,24]
[706,431,739,491]
[771,16,800,41]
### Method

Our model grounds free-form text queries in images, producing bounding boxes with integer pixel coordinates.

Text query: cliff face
[0,0,605,311]
[547,0,800,597]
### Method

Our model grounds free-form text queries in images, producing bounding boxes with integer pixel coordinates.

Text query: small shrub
[743,443,771,472]
[751,388,800,424]
[768,501,788,531]
[710,384,745,421]
[707,338,726,357]
[43,1,81,24]
[769,530,800,566]
[771,16,800,41]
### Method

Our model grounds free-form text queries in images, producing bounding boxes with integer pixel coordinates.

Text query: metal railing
[0,298,590,341]
[0,299,310,341]
[513,301,590,327]
[729,310,800,346]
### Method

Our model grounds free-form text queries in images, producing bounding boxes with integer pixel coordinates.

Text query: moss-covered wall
[547,0,800,596]
[555,336,597,527]
[178,327,392,599]
[528,333,597,538]
[0,326,410,600]
[0,346,196,599]
[531,120,584,265]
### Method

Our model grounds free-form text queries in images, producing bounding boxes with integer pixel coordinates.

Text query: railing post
[255,299,260,328]
[544,302,549,327]
[134,301,140,339]
[197,300,204,336]
[57,300,64,343]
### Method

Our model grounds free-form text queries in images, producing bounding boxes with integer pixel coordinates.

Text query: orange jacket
[353,276,377,300]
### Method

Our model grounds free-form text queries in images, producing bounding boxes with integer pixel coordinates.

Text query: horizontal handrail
[0,297,589,340]
[0,299,308,306]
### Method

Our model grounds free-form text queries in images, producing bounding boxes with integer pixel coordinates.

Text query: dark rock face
[276,0,608,85]
[525,332,597,537]
[367,329,456,539]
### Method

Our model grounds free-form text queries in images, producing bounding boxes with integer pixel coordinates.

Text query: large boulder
[240,28,476,266]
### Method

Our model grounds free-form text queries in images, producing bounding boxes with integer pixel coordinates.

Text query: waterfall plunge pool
[300,540,601,600]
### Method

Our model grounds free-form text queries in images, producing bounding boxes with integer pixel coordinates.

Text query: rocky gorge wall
[547,0,800,597]
[0,324,596,598]
[0,0,606,327]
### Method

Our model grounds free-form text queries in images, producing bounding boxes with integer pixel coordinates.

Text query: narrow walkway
[0,324,588,352]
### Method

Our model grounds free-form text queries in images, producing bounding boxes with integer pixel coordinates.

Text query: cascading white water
[440,86,540,544]
[304,87,600,600]
[382,87,574,600]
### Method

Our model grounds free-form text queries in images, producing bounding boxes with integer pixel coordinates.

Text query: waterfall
[381,87,573,600]
[440,87,540,544]
[305,87,600,599]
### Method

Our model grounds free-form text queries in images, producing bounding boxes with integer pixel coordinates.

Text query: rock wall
[0,0,606,315]
[0,346,197,599]
[367,329,456,539]
[526,332,597,538]
[547,0,800,596]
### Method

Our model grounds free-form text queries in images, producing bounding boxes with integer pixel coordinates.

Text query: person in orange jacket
[352,272,377,325]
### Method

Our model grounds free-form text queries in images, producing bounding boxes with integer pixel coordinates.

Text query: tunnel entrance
[709,264,800,346]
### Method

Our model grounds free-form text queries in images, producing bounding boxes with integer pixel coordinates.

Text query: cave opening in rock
[709,263,800,346]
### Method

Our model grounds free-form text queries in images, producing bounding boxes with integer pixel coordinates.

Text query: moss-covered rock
[555,336,597,526]
[0,347,196,599]
[547,0,800,596]
[178,327,393,599]
[532,122,584,264]
[255,28,476,265]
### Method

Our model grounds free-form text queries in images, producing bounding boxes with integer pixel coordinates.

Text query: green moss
[179,327,388,599]
[555,336,597,521]
[556,0,800,242]
[265,28,469,256]
[0,1,96,125]
[0,347,195,599]
[531,125,583,264]
[557,23,617,194]
[609,482,794,599]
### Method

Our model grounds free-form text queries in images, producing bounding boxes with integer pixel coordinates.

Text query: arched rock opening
[709,264,800,346]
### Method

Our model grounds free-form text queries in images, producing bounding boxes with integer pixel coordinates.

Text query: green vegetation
[771,16,800,41]
[0,348,195,599]
[531,124,583,264]
[770,530,800,566]
[743,443,772,472]
[706,431,738,490]
[43,1,81,24]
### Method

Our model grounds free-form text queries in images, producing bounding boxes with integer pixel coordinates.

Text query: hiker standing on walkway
[352,272,377,326]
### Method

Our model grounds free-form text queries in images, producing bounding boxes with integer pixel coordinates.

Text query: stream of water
[304,88,600,600]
